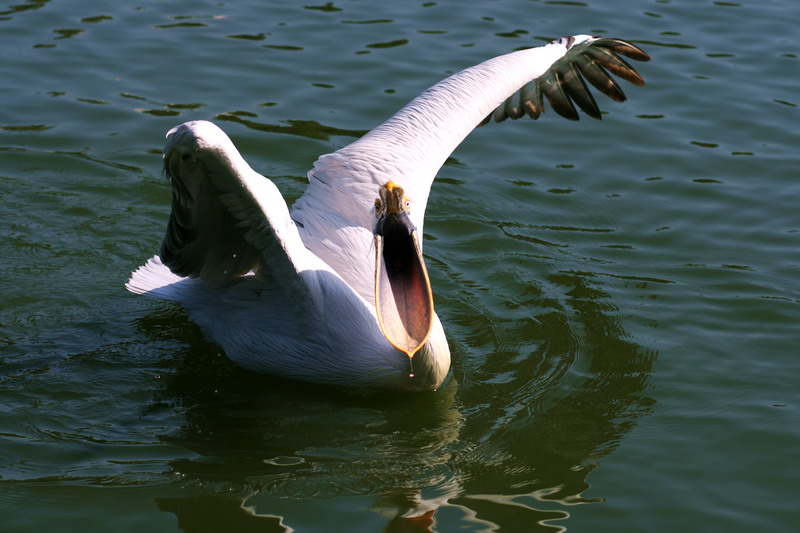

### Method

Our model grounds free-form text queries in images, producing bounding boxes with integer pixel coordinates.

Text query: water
[1,0,798,531]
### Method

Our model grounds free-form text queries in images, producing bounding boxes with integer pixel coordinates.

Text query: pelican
[127,35,650,391]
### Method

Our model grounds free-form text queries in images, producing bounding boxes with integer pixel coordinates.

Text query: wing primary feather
[504,91,525,120]
[520,80,544,120]
[594,38,652,62]
[560,62,602,120]
[574,56,627,102]
[585,45,646,87]
[541,71,580,121]
[492,102,508,123]
[479,37,648,124]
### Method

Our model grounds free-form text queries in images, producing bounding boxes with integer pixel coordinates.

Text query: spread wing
[290,35,650,301]
[144,120,319,310]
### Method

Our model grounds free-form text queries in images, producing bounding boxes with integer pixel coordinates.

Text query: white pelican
[127,35,650,391]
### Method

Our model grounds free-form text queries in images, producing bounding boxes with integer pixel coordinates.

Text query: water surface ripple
[1,0,798,531]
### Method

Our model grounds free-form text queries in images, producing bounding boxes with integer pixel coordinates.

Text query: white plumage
[127,35,650,391]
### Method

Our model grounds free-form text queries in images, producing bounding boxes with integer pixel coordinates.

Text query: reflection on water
[134,267,655,531]
[156,496,291,533]
[0,0,51,17]
[215,113,368,141]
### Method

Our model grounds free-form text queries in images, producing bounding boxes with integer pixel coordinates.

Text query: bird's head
[373,181,434,358]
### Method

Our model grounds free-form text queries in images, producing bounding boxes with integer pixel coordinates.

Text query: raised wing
[157,121,317,304]
[291,35,649,301]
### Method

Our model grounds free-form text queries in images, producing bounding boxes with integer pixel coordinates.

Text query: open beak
[374,210,434,358]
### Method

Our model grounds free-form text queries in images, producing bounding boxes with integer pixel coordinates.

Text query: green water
[1,0,798,531]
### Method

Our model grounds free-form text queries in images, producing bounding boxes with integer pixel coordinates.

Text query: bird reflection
[133,268,656,532]
[156,496,291,533]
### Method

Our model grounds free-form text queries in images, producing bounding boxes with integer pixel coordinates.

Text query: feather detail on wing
[126,255,188,300]
[483,36,650,124]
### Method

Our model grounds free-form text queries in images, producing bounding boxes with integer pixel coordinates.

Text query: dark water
[1,0,798,531]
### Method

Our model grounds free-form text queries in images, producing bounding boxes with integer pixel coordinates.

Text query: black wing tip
[560,37,650,114]
[594,37,652,63]
[480,36,649,127]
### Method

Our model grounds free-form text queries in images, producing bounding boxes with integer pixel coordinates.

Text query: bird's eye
[374,199,382,214]
[404,198,411,210]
